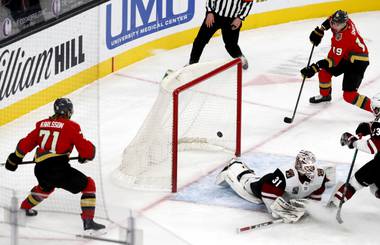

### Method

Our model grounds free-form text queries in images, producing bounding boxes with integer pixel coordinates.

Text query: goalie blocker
[216,150,333,222]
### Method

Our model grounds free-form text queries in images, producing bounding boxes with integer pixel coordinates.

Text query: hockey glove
[301,63,319,78]
[340,132,358,149]
[289,199,308,209]
[309,26,324,46]
[270,197,305,223]
[315,59,332,70]
[5,152,22,171]
[78,156,90,164]
[355,122,371,137]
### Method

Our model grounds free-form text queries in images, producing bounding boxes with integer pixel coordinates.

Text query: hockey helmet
[295,150,316,180]
[331,10,348,24]
[54,98,73,118]
[371,93,380,119]
[330,10,348,33]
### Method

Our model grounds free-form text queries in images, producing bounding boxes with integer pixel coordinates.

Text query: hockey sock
[343,91,372,112]
[318,70,332,96]
[20,185,54,210]
[81,177,96,220]
[318,81,332,96]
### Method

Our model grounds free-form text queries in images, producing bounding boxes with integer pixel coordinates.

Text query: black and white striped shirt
[206,0,253,20]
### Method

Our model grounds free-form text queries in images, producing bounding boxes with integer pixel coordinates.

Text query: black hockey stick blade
[283,117,293,124]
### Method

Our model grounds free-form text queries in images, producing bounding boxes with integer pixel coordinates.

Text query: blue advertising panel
[106,0,195,49]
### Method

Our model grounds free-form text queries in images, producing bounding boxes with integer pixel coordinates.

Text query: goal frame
[171,58,243,192]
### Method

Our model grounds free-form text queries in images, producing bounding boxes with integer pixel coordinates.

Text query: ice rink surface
[1,11,380,245]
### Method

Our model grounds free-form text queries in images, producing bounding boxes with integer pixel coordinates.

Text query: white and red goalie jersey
[216,159,328,218]
[252,167,328,212]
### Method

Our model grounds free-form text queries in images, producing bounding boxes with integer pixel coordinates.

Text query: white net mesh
[115,59,241,191]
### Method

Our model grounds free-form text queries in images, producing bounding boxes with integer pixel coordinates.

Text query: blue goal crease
[172,152,348,211]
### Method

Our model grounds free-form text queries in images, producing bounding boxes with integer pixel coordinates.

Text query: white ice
[1,11,380,245]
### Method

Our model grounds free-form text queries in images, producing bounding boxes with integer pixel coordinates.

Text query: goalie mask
[295,150,316,181]
[371,93,380,120]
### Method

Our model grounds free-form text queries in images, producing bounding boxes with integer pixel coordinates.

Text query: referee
[189,0,253,70]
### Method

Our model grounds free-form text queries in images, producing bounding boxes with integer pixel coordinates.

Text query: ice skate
[309,95,331,103]
[83,219,106,236]
[23,208,38,216]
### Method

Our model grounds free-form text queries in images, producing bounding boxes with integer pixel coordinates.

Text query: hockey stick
[284,44,315,124]
[0,156,79,166]
[336,149,358,224]
[237,219,284,233]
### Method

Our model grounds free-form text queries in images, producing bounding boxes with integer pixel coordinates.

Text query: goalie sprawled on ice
[216,150,329,223]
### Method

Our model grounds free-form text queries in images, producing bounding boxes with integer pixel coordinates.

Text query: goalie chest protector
[281,167,325,200]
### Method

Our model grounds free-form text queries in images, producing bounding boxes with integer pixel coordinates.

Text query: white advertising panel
[0,7,100,109]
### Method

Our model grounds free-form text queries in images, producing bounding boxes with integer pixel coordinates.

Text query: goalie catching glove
[270,197,306,223]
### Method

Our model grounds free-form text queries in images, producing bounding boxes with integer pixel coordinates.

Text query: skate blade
[83,228,107,237]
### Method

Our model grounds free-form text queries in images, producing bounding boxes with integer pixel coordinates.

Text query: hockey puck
[283,117,293,124]
[217,131,223,138]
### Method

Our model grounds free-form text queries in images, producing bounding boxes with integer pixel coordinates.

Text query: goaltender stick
[216,150,328,223]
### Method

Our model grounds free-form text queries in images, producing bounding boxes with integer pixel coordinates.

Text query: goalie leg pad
[216,160,262,204]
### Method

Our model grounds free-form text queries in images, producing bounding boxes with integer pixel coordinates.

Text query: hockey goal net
[115,58,243,192]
